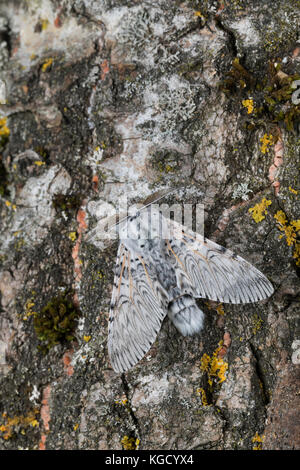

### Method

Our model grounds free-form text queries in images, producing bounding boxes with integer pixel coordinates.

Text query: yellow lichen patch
[205,301,225,315]
[196,387,210,406]
[96,141,106,150]
[260,133,274,154]
[274,209,287,227]
[115,397,128,406]
[252,432,264,450]
[200,353,211,372]
[216,304,225,316]
[41,19,49,31]
[165,164,173,172]
[14,237,25,251]
[156,161,174,174]
[73,423,79,431]
[68,231,77,242]
[274,210,300,265]
[30,419,39,428]
[252,313,263,335]
[292,220,300,232]
[34,160,46,166]
[0,117,10,142]
[293,242,300,266]
[0,409,39,440]
[83,335,91,343]
[200,342,228,387]
[289,186,298,195]
[242,98,254,114]
[41,58,53,72]
[249,198,272,223]
[194,10,203,17]
[5,200,16,211]
[121,435,140,450]
[274,211,297,246]
[23,298,36,321]
[209,350,228,385]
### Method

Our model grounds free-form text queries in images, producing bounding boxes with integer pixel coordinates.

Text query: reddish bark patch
[92,174,99,192]
[39,384,51,450]
[263,365,300,449]
[63,350,74,377]
[268,134,283,195]
[218,332,231,359]
[101,60,109,81]
[72,208,88,284]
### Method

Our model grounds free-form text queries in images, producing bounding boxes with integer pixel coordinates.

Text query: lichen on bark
[0,0,299,450]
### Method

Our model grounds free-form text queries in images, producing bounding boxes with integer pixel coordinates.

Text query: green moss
[0,156,9,197]
[33,293,80,353]
[34,146,50,160]
[220,58,300,132]
[252,313,264,335]
[150,149,183,182]
[219,57,254,95]
[52,193,82,213]
[263,22,298,55]
[13,237,26,252]
[178,59,203,80]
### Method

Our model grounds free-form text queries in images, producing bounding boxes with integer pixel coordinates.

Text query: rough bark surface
[0,0,299,450]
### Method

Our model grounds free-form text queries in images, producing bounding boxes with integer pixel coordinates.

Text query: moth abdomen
[168,295,204,337]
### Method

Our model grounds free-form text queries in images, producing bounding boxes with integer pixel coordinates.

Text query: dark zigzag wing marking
[108,243,169,373]
[165,218,274,304]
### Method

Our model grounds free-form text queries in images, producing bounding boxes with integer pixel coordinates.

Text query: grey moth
[108,204,274,373]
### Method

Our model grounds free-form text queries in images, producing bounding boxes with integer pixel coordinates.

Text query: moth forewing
[107,239,169,373]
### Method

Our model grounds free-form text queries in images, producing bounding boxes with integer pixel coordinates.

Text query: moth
[108,204,274,373]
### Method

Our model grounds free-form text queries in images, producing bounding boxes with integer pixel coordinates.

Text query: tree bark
[0,0,299,450]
